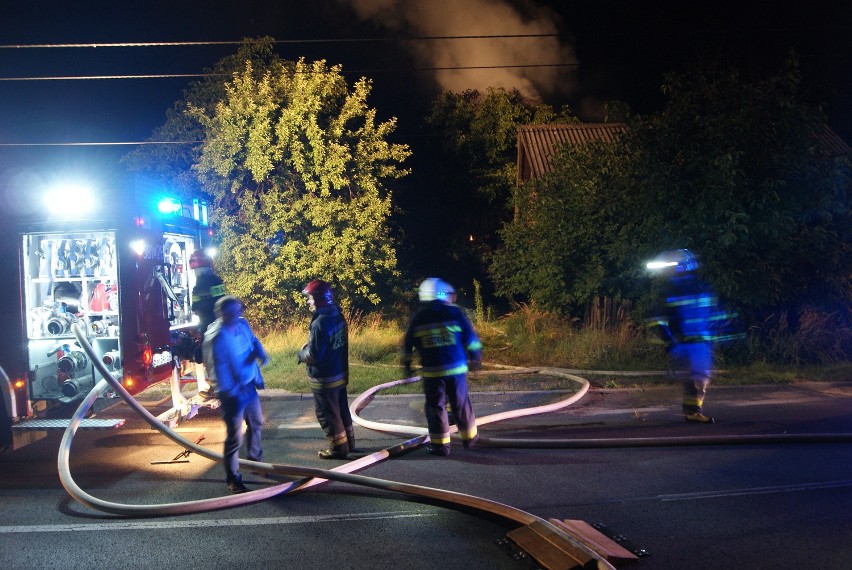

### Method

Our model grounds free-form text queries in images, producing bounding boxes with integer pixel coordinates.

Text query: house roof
[516,123,626,182]
[814,123,852,158]
[517,122,851,183]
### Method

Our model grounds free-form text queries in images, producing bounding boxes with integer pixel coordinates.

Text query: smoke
[338,0,577,101]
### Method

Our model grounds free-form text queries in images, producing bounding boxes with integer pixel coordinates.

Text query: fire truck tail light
[13,378,25,390]
[135,335,153,368]
[140,347,153,367]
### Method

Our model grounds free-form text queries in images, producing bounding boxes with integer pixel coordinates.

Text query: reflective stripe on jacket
[402,300,482,378]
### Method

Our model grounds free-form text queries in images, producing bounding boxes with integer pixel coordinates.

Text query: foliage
[491,56,851,324]
[628,57,851,314]
[126,39,410,327]
[400,88,576,301]
[492,139,641,312]
[256,309,850,393]
[123,39,281,200]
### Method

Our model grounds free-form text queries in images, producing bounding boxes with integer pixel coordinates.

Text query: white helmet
[418,278,451,302]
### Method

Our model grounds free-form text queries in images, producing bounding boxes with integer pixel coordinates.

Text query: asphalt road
[2,379,851,570]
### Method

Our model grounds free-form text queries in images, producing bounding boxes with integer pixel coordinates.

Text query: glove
[403,364,413,379]
[469,359,482,371]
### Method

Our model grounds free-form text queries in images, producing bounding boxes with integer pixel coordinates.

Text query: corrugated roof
[517,123,626,182]
[815,123,852,158]
[517,122,850,183]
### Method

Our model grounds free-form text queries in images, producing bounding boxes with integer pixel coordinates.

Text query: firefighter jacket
[402,300,483,378]
[298,304,349,391]
[647,273,717,347]
[202,317,268,400]
[191,270,226,334]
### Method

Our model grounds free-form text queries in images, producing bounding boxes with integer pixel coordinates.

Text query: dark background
[1,1,849,287]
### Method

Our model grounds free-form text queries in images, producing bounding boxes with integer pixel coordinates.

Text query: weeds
[256,302,851,393]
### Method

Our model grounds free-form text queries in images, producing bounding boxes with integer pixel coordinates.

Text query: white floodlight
[130,239,146,256]
[44,183,95,215]
[646,261,678,270]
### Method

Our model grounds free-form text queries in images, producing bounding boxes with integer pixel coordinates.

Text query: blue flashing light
[156,197,182,215]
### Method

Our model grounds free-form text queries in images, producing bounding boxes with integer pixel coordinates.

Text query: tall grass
[480,300,659,370]
[737,308,852,366]
[257,301,851,393]
[259,311,406,394]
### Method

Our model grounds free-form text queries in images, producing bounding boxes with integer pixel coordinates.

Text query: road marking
[277,422,322,429]
[0,511,434,534]
[659,479,852,501]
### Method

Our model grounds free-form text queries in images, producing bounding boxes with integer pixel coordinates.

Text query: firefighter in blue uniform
[646,249,719,424]
[402,278,482,456]
[298,280,355,459]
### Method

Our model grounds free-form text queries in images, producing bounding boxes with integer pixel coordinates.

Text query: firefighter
[297,279,355,459]
[646,249,718,424]
[190,249,225,398]
[202,295,269,494]
[402,278,482,456]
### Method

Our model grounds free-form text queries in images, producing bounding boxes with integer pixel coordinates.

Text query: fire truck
[0,177,215,450]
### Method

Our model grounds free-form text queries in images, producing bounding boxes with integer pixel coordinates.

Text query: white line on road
[659,479,852,501]
[0,511,435,534]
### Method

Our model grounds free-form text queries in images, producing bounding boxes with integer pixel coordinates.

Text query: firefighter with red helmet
[402,278,482,456]
[297,279,355,459]
[646,249,718,423]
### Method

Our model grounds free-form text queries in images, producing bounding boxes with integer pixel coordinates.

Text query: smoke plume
[338,0,576,101]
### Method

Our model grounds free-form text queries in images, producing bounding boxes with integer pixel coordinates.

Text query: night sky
[1,0,849,190]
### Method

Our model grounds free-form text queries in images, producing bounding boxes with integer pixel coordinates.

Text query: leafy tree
[126,41,410,327]
[629,57,850,314]
[492,57,851,320]
[403,88,574,300]
[492,138,639,313]
[123,40,281,200]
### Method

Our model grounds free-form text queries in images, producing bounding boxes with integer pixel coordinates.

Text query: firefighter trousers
[423,373,478,452]
[671,342,713,414]
[312,384,354,453]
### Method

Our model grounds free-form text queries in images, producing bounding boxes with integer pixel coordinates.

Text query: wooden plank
[553,519,639,565]
[507,520,598,570]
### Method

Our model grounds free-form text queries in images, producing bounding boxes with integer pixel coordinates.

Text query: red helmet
[189,249,213,269]
[302,279,334,307]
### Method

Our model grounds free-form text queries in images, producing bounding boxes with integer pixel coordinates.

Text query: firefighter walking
[402,278,482,456]
[646,249,719,424]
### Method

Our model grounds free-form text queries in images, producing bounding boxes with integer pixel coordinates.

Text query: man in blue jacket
[298,280,355,460]
[203,295,269,493]
[402,278,482,457]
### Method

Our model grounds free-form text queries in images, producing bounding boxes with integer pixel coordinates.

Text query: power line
[0,63,579,82]
[0,34,564,50]
[0,141,200,147]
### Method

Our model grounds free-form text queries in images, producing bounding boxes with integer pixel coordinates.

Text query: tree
[492,138,640,313]
[126,41,410,326]
[123,40,281,200]
[401,88,573,300]
[491,57,851,319]
[629,57,850,314]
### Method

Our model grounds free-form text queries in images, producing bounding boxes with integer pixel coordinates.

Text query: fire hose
[62,323,615,568]
[61,323,852,565]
